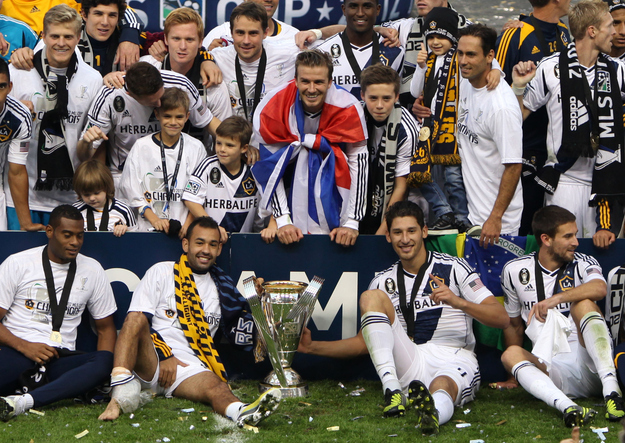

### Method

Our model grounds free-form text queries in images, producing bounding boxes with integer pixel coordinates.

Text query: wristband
[512,85,525,96]
[311,29,322,40]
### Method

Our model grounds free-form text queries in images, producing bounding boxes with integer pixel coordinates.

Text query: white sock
[225,401,245,421]
[580,311,622,397]
[512,361,575,413]
[432,390,454,425]
[361,312,401,393]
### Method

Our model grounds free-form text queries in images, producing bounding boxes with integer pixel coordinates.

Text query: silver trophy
[242,276,324,397]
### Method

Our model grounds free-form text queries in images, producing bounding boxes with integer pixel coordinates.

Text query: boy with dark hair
[120,87,207,237]
[359,64,418,235]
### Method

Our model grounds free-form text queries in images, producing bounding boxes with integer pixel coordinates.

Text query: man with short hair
[607,0,625,59]
[0,204,117,420]
[499,205,625,426]
[299,200,509,435]
[98,216,281,427]
[252,49,368,246]
[7,4,103,228]
[456,24,523,247]
[77,61,219,188]
[512,0,625,242]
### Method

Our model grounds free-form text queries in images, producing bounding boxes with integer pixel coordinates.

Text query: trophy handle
[241,276,289,387]
[286,276,325,321]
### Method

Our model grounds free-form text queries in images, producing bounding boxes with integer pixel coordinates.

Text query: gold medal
[419,126,431,142]
[590,134,600,152]
[50,330,62,344]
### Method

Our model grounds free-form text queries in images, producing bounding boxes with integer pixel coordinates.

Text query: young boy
[120,88,207,238]
[359,64,419,236]
[73,158,136,236]
[182,116,261,236]
[408,7,495,236]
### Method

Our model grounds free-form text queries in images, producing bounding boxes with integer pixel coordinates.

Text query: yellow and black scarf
[407,48,460,187]
[174,254,227,382]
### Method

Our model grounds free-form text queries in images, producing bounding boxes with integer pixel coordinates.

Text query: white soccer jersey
[203,19,299,49]
[523,53,625,185]
[182,155,259,233]
[317,32,404,99]
[501,251,605,344]
[7,59,103,212]
[0,245,116,350]
[128,261,221,366]
[84,70,214,182]
[72,197,137,232]
[457,78,523,233]
[120,133,207,231]
[210,44,297,123]
[369,252,493,351]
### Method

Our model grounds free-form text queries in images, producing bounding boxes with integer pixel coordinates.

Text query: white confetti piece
[456,423,471,428]
[74,430,89,439]
[309,417,313,422]
[181,408,195,413]
[131,423,140,427]
[463,409,471,415]
[189,425,195,430]
[29,409,44,416]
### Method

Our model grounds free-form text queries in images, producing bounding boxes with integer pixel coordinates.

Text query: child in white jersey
[72,159,136,236]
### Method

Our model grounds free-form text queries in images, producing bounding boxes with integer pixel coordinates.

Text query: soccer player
[299,200,509,435]
[98,216,281,426]
[499,205,625,426]
[511,0,625,240]
[72,159,136,236]
[0,0,37,62]
[359,64,417,235]
[608,0,625,60]
[183,116,261,235]
[455,24,523,247]
[252,49,368,247]
[77,61,218,188]
[208,2,297,123]
[119,87,207,237]
[0,204,117,420]
[7,5,102,228]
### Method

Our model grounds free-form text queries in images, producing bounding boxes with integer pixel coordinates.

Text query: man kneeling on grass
[98,216,281,426]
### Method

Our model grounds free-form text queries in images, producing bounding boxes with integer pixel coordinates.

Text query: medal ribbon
[41,246,77,343]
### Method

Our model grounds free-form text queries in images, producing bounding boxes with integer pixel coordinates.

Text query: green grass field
[1,380,621,442]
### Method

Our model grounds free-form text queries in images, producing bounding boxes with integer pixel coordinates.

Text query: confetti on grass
[74,430,89,439]
[29,409,44,416]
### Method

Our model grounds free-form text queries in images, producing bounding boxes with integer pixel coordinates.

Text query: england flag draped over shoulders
[251,79,367,233]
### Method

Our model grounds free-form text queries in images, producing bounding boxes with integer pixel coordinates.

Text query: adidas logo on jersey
[524,283,535,292]
[30,6,40,12]
[154,165,162,172]
[122,110,131,118]
[531,46,540,55]
[216,182,224,188]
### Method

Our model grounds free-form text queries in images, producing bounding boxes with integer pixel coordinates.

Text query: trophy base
[259,368,308,398]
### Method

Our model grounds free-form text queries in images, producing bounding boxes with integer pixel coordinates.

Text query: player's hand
[330,227,358,247]
[207,38,226,51]
[113,223,128,237]
[411,95,431,122]
[114,41,140,71]
[511,61,536,89]
[20,221,46,231]
[260,225,277,244]
[486,68,501,91]
[103,71,126,89]
[0,33,8,57]
[158,356,189,389]
[253,276,265,295]
[490,376,518,390]
[560,427,580,443]
[277,224,304,244]
[297,327,313,353]
[378,27,399,48]
[502,19,524,32]
[218,226,228,244]
[528,298,558,324]
[19,341,59,364]
[246,146,259,165]
[480,215,501,249]
[417,44,428,69]
[82,126,109,144]
[428,274,464,309]
[151,218,170,234]
[295,30,318,50]
[148,40,168,62]
[10,47,34,70]
[200,60,223,87]
[593,229,615,249]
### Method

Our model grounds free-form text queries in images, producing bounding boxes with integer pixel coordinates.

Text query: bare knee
[122,312,149,333]
[430,375,458,401]
[360,289,394,318]
[501,345,528,371]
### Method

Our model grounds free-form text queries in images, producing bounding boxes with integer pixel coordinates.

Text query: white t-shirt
[8,59,103,212]
[128,261,221,366]
[84,70,214,182]
[120,133,207,231]
[0,245,116,350]
[182,155,260,233]
[457,78,523,233]
[209,44,297,123]
[72,197,137,232]
[369,252,493,351]
[203,18,299,49]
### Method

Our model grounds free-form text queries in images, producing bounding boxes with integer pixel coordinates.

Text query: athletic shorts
[549,340,602,399]
[545,182,595,238]
[390,316,480,406]
[136,344,210,398]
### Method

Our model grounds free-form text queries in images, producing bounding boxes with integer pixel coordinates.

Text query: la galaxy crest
[241,177,256,195]
[0,124,12,142]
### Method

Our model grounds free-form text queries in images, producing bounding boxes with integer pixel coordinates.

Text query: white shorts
[549,340,602,399]
[546,182,595,238]
[390,316,480,406]
[136,344,210,398]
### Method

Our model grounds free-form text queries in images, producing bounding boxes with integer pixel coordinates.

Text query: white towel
[525,309,571,372]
